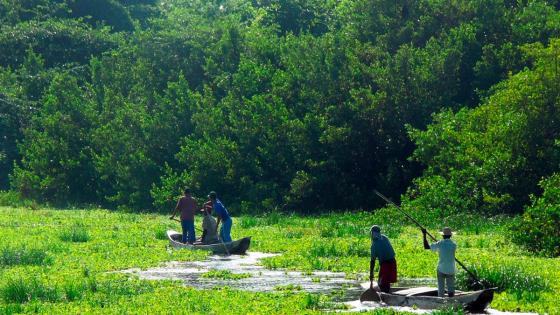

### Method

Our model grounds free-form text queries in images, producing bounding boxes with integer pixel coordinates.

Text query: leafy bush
[0,191,36,208]
[0,19,118,68]
[457,263,549,300]
[1,276,60,303]
[510,174,560,257]
[0,247,52,267]
[60,225,91,243]
[406,40,560,216]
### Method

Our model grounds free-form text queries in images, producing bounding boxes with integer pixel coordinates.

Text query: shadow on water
[121,252,537,314]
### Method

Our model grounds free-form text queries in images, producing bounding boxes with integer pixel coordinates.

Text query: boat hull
[167,230,251,255]
[360,284,494,312]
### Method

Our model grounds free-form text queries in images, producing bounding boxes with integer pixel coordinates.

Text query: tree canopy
[1,0,559,228]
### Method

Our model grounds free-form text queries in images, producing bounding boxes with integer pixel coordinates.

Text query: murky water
[121,252,537,314]
[122,252,364,300]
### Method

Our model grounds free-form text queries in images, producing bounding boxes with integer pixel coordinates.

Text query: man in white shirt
[422,227,457,297]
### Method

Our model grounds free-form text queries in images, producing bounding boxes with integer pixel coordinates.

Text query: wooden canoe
[360,284,495,312]
[167,230,251,255]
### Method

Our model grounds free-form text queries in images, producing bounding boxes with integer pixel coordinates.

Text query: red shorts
[379,259,397,285]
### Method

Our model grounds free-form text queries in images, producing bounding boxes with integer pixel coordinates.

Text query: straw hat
[440,227,453,236]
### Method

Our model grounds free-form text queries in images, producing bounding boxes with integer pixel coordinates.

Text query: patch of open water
[121,252,537,314]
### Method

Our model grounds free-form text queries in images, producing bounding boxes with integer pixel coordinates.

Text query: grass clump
[274,284,302,291]
[239,216,260,229]
[154,228,168,240]
[1,277,60,303]
[0,247,51,267]
[60,225,90,242]
[458,264,549,299]
[201,270,252,280]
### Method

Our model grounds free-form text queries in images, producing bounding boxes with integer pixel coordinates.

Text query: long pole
[373,190,482,286]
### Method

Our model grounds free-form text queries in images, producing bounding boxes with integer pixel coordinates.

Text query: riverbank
[0,207,557,314]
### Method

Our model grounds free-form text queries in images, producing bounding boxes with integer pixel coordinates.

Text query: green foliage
[510,174,560,257]
[0,207,559,313]
[0,247,52,268]
[201,270,252,280]
[11,73,98,204]
[69,0,134,32]
[59,224,90,242]
[1,276,60,303]
[407,40,560,216]
[0,19,118,68]
[3,0,560,217]
[457,263,549,299]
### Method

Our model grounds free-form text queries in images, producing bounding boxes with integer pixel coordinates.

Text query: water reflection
[121,252,537,314]
[123,252,363,300]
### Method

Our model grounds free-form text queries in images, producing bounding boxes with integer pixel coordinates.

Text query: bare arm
[422,229,430,250]
[216,217,221,232]
[170,200,180,219]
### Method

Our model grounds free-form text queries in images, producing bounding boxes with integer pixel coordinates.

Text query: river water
[121,252,536,314]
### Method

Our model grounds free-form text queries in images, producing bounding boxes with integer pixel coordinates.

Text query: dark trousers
[181,219,195,243]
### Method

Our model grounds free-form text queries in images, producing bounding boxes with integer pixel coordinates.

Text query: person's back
[172,189,198,244]
[370,225,397,293]
[371,235,396,262]
[208,191,233,243]
[431,239,456,275]
[213,199,230,220]
[422,227,457,297]
[202,214,219,244]
[178,195,197,221]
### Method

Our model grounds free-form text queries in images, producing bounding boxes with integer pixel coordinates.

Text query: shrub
[60,225,91,242]
[239,216,259,229]
[457,263,549,299]
[1,277,60,303]
[0,191,36,208]
[0,247,52,267]
[154,228,168,240]
[510,174,560,257]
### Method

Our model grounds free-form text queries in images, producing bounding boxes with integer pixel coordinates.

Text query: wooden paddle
[360,281,381,302]
[373,190,484,288]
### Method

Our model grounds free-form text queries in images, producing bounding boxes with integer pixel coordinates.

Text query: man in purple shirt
[170,188,198,244]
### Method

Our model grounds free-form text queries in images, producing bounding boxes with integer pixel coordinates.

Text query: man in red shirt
[170,188,198,244]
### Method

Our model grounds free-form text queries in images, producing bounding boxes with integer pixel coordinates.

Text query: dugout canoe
[167,230,251,255]
[360,284,495,312]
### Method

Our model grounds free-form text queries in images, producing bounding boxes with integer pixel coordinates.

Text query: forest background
[1,0,559,256]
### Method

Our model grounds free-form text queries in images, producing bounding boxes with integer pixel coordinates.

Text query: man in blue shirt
[370,225,397,293]
[422,227,457,297]
[208,191,233,243]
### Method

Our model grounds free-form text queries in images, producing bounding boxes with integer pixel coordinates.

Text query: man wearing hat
[207,191,233,242]
[369,225,398,293]
[422,227,457,297]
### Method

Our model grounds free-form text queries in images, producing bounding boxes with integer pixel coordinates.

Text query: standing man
[370,225,397,293]
[422,227,457,297]
[200,208,219,244]
[170,188,198,244]
[208,191,232,243]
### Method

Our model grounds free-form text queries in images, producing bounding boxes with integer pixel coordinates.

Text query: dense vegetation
[0,207,558,314]
[1,0,559,254]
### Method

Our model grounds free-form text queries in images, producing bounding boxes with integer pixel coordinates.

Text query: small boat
[167,230,251,255]
[360,284,495,312]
